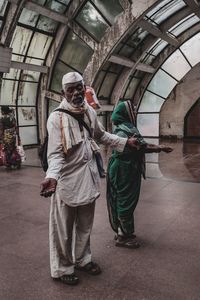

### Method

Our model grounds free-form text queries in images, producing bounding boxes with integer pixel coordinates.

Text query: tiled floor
[0,140,200,299]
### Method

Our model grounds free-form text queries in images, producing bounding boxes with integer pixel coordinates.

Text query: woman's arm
[144,144,173,153]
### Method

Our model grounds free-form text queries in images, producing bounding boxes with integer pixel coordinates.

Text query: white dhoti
[49,194,95,278]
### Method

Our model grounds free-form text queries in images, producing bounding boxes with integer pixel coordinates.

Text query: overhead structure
[0,0,200,145]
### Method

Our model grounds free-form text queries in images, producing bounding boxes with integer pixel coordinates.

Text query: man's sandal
[53,273,79,285]
[75,262,101,275]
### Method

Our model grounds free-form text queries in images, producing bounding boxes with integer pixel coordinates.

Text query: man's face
[63,81,85,108]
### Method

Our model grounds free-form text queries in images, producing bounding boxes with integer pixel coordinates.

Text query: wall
[185,99,200,137]
[160,62,200,138]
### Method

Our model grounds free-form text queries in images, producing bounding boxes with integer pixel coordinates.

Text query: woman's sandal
[53,273,79,285]
[75,262,101,275]
[114,233,136,240]
[115,236,140,249]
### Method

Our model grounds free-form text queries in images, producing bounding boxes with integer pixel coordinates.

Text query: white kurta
[46,100,127,207]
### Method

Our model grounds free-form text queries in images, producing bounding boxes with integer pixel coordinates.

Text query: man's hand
[126,137,140,150]
[40,178,57,197]
[160,145,173,153]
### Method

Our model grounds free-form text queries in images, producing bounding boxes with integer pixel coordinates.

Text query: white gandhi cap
[62,72,84,88]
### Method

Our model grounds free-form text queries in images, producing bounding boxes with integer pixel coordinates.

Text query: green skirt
[106,155,142,235]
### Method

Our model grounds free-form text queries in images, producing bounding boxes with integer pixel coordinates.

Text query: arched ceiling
[0,0,200,145]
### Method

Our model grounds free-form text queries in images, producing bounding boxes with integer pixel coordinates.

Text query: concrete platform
[0,140,200,299]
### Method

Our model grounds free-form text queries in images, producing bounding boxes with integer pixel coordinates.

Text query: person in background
[85,86,101,110]
[0,106,21,169]
[40,72,139,286]
[107,100,173,249]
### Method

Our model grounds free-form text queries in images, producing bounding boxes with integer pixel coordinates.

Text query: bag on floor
[16,136,26,162]
[16,144,26,162]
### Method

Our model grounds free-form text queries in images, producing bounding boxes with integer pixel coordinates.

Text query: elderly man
[40,71,138,285]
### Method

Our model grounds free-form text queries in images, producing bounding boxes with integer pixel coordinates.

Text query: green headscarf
[111,101,146,147]
[111,102,131,125]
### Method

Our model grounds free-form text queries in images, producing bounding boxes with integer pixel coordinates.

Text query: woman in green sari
[107,100,173,248]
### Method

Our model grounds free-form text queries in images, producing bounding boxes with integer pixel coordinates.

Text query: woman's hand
[127,137,140,150]
[160,145,173,153]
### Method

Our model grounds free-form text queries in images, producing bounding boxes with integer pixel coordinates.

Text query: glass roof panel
[138,91,165,112]
[37,15,58,33]
[11,54,24,62]
[19,126,37,145]
[108,63,123,74]
[98,72,118,99]
[59,31,93,72]
[128,28,149,48]
[118,44,134,57]
[91,0,123,24]
[18,107,37,126]
[51,61,74,93]
[20,69,40,82]
[18,82,38,105]
[3,68,21,80]
[0,80,18,105]
[25,57,44,66]
[76,2,109,41]
[32,0,46,5]
[180,32,200,66]
[18,8,39,27]
[27,32,53,59]
[161,49,191,81]
[119,27,149,52]
[146,0,172,17]
[169,14,200,37]
[0,0,7,17]
[11,26,33,55]
[57,0,71,4]
[141,53,155,65]
[93,71,106,92]
[124,78,140,99]
[147,38,168,56]
[32,0,70,11]
[137,113,159,137]
[146,0,186,24]
[45,0,67,13]
[147,69,177,98]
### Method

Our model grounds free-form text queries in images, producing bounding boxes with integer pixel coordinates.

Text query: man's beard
[70,94,84,108]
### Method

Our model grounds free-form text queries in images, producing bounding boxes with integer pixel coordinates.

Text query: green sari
[107,101,146,236]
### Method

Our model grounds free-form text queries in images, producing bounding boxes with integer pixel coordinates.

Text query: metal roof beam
[109,54,134,68]
[25,1,68,24]
[7,0,68,24]
[10,61,48,73]
[160,6,192,32]
[184,0,199,10]
[108,54,155,73]
[138,19,179,47]
[183,0,200,18]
